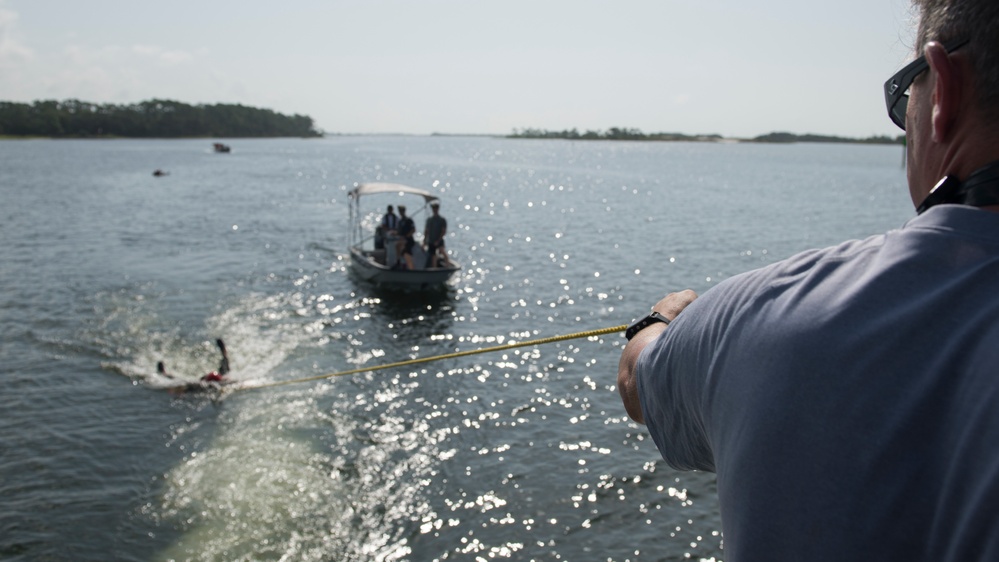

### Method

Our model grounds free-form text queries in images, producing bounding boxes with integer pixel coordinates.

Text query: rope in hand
[230,324,628,393]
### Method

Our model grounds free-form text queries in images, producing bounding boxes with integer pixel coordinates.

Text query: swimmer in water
[157,338,230,392]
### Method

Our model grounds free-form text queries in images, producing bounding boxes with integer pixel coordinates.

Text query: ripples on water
[0,137,911,561]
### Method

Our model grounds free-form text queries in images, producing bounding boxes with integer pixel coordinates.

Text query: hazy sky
[0,0,918,138]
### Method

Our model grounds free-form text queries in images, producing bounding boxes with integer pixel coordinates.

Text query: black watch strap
[625,311,671,340]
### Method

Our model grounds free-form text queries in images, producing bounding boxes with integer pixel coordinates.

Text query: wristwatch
[625,311,671,340]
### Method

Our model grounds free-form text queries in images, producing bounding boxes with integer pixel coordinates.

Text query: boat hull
[349,247,459,290]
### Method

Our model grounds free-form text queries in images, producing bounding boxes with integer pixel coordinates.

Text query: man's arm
[617,290,698,424]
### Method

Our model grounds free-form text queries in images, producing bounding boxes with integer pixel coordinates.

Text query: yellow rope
[232,324,627,393]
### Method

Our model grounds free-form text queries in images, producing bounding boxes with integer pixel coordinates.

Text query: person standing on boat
[395,205,416,270]
[617,1,999,560]
[423,201,450,268]
[375,204,398,250]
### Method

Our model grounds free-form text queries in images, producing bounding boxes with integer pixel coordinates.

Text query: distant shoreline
[0,134,320,140]
[505,128,904,145]
[0,99,321,138]
[1,131,905,146]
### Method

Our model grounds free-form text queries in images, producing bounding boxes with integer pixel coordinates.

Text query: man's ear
[925,41,963,142]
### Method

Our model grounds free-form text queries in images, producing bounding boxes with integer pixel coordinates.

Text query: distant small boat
[213,143,231,153]
[152,169,168,177]
[347,182,460,290]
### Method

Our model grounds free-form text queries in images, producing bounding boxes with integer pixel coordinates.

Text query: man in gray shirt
[617,1,999,559]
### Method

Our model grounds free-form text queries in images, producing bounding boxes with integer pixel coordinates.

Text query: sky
[0,0,918,138]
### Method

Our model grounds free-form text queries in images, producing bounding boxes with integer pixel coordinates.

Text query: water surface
[0,136,912,560]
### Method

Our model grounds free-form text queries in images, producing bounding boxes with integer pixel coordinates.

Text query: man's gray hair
[915,0,999,121]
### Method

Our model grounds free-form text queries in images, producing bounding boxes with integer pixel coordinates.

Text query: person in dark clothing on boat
[395,205,416,269]
[157,338,230,391]
[423,201,450,268]
[375,205,398,250]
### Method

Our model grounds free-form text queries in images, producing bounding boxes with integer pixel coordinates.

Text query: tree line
[510,127,723,142]
[0,99,322,138]
[750,131,903,144]
[509,127,903,145]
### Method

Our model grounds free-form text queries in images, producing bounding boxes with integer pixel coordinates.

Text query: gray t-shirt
[637,205,999,561]
[425,214,447,245]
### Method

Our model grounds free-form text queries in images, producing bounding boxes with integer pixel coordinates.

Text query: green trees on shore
[0,99,321,138]
[510,127,722,142]
[751,131,902,144]
[509,127,904,144]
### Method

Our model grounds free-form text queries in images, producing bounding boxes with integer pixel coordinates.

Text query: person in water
[157,338,230,389]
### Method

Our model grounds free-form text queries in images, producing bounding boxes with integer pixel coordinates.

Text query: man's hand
[617,290,698,424]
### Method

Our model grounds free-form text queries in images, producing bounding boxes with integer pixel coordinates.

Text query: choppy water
[0,136,912,561]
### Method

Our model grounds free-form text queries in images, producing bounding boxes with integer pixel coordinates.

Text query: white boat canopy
[349,182,439,202]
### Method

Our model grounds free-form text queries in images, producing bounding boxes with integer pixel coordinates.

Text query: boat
[213,142,231,153]
[347,182,461,290]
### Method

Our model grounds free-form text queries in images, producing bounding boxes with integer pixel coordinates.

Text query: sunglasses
[883,38,969,130]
